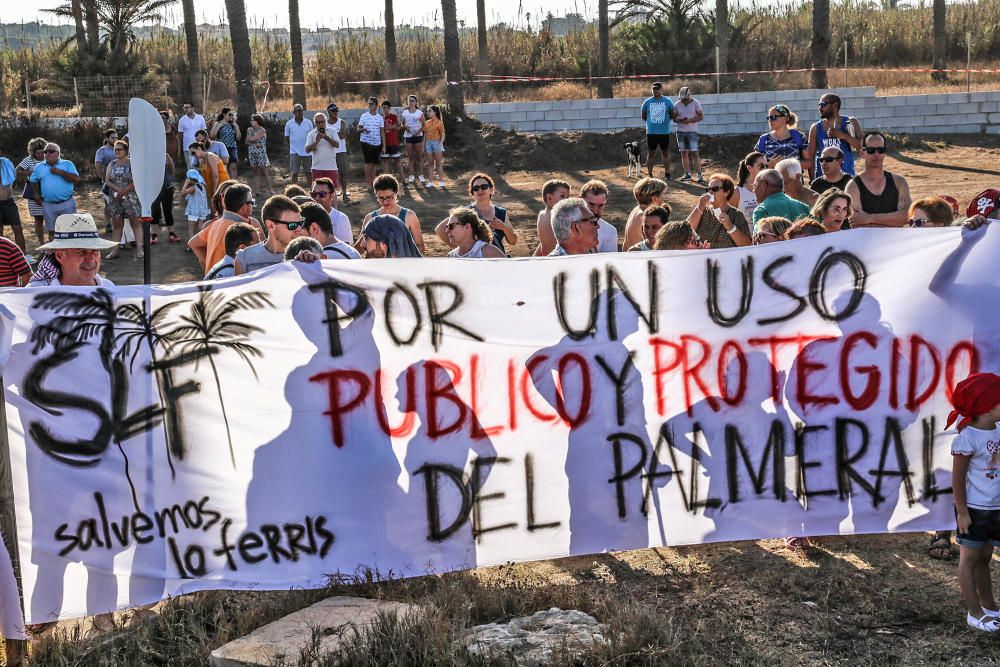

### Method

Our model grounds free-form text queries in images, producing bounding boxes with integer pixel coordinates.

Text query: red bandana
[947,372,1000,432]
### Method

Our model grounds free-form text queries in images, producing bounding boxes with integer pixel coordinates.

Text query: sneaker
[407,175,415,184]
[342,192,350,201]
[438,180,445,188]
[418,175,426,183]
[680,173,692,182]
[968,613,1000,633]
[696,173,707,185]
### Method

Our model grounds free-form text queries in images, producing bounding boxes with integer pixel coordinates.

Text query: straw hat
[37,213,118,251]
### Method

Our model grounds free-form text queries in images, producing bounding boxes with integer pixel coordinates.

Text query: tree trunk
[810,0,830,89]
[83,0,99,50]
[182,0,204,110]
[289,0,307,107]
[441,0,464,115]
[224,0,257,127]
[932,0,947,81]
[385,0,399,104]
[715,0,729,74]
[476,0,489,101]
[70,0,88,55]
[596,0,613,98]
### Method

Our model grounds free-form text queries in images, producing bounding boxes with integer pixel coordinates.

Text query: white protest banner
[0,225,995,623]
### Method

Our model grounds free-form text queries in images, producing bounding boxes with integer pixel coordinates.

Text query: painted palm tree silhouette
[29,289,166,511]
[171,286,274,468]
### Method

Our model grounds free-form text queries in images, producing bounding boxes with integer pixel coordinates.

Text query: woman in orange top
[422,104,446,187]
[190,142,229,215]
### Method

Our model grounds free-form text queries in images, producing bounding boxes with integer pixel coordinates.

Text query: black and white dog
[624,141,642,179]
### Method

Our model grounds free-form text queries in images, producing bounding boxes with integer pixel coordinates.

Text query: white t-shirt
[330,118,348,154]
[736,185,758,223]
[596,218,619,253]
[952,424,1000,510]
[29,275,115,288]
[305,129,339,171]
[675,99,703,133]
[359,111,384,146]
[284,117,313,156]
[323,240,361,260]
[329,208,353,244]
[178,113,207,153]
[401,109,424,138]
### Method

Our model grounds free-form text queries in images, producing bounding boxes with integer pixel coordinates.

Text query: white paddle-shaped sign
[128,98,167,284]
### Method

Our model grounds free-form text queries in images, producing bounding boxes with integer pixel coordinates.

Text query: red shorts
[311,169,340,189]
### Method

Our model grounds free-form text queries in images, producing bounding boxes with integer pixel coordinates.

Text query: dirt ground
[11,130,1000,664]
[9,130,1000,287]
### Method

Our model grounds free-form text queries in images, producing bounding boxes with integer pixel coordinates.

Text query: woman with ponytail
[732,151,765,222]
[754,104,806,169]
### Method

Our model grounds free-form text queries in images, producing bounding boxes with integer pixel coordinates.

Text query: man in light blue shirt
[640,82,677,180]
[29,143,79,240]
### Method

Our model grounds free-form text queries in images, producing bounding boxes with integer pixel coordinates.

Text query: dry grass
[21,534,1000,665]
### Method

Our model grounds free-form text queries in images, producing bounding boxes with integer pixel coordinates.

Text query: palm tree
[385,0,399,104]
[441,0,464,115]
[48,0,179,62]
[597,0,613,98]
[181,0,204,109]
[715,0,728,74]
[224,0,257,127]
[289,0,307,107]
[810,0,830,89]
[83,0,100,48]
[932,0,947,81]
[476,0,489,99]
[171,288,273,468]
[70,0,88,56]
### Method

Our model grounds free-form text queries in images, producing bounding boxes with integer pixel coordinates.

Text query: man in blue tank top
[805,93,862,178]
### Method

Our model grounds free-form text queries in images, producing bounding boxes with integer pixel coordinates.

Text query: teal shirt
[752,192,811,226]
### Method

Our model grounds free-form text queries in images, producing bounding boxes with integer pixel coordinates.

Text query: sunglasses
[576,215,599,226]
[864,146,887,154]
[908,217,931,227]
[43,149,58,154]
[819,156,842,163]
[311,191,331,198]
[376,194,396,202]
[818,101,833,107]
[190,151,199,156]
[242,200,256,208]
[687,235,704,245]
[446,221,466,230]
[471,183,492,192]
[270,218,305,230]
[705,185,723,192]
[766,114,786,121]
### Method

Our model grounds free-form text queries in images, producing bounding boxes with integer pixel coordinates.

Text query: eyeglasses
[766,114,785,121]
[270,218,305,230]
[43,149,58,154]
[376,194,396,202]
[819,156,842,163]
[705,185,723,192]
[864,146,887,154]
[311,191,331,198]
[908,217,931,227]
[818,101,833,107]
[471,183,492,192]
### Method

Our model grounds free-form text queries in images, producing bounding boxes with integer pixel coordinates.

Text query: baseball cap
[651,81,662,90]
[327,103,339,112]
[967,188,1000,218]
[678,86,690,98]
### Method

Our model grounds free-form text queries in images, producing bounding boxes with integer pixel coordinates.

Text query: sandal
[784,536,812,550]
[968,614,1000,633]
[150,233,158,245]
[928,533,954,561]
[168,231,180,243]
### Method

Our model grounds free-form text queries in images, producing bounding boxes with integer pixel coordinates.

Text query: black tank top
[852,172,899,215]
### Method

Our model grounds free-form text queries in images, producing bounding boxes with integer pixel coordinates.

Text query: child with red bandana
[949,372,1000,632]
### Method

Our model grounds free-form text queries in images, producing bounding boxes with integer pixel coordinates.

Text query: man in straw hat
[28,213,117,287]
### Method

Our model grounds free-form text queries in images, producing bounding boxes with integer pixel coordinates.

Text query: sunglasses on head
[270,218,304,230]
[864,146,887,154]
[819,156,842,163]
[705,185,723,193]
[908,217,931,227]
[311,190,331,198]
[471,183,491,192]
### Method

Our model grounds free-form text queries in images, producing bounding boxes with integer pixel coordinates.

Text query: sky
[7,0,604,30]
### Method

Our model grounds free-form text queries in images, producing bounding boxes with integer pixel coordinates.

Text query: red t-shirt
[0,237,30,287]
[384,113,400,148]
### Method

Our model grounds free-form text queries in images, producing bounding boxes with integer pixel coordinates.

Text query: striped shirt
[0,237,30,287]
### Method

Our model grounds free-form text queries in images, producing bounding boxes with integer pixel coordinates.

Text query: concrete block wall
[459,87,1000,136]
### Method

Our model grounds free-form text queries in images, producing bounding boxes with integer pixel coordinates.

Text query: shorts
[956,507,1000,548]
[405,135,424,145]
[0,199,20,228]
[647,133,671,152]
[41,198,77,232]
[311,169,340,189]
[227,146,238,164]
[424,140,445,154]
[289,153,312,175]
[382,146,401,159]
[676,131,699,152]
[361,143,382,164]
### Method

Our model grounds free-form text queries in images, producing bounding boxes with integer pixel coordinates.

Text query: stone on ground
[462,608,609,666]
[210,596,421,666]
